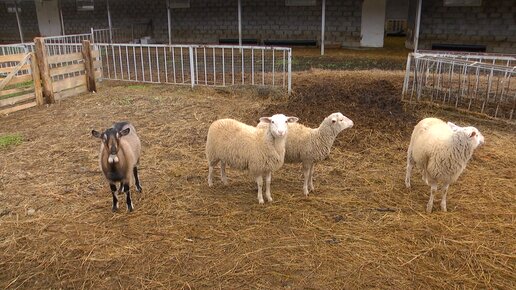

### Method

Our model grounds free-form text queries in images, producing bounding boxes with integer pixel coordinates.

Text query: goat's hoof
[136,186,142,193]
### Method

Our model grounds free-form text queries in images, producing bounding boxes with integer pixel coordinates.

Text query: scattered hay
[0,70,514,289]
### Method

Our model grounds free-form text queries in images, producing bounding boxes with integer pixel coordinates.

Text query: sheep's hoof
[426,205,433,214]
[208,181,213,187]
[266,197,273,202]
[258,199,264,204]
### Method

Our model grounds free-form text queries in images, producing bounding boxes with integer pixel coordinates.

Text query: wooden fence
[0,38,100,115]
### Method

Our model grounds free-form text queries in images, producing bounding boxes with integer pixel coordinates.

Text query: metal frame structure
[402,52,516,121]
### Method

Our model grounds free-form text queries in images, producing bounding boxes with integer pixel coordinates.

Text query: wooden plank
[82,40,97,92]
[91,50,100,58]
[50,63,85,77]
[0,53,31,91]
[47,52,83,65]
[34,38,54,103]
[30,52,44,105]
[0,92,35,107]
[0,64,31,74]
[52,75,87,93]
[0,86,32,97]
[0,101,37,115]
[54,85,87,100]
[0,53,25,63]
[8,74,33,86]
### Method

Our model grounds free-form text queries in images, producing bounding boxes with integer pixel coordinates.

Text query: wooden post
[82,40,97,92]
[30,52,44,105]
[34,37,55,104]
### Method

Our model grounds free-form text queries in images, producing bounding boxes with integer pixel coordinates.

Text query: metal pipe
[167,2,172,46]
[414,0,422,52]
[321,0,326,56]
[238,0,242,47]
[59,1,65,35]
[14,1,24,43]
[107,0,113,43]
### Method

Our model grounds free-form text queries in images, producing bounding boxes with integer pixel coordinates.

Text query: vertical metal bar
[231,47,235,85]
[107,0,113,43]
[402,54,412,99]
[414,0,422,52]
[251,48,254,85]
[59,4,65,35]
[119,45,123,79]
[482,68,493,114]
[164,47,168,83]
[189,46,195,88]
[241,48,244,84]
[262,48,264,85]
[287,49,292,95]
[148,45,152,82]
[167,4,172,46]
[172,47,177,83]
[212,47,216,85]
[141,45,145,82]
[321,0,326,55]
[133,45,138,81]
[180,47,184,83]
[105,45,111,78]
[156,46,160,83]
[91,27,95,43]
[203,47,207,85]
[282,50,286,87]
[468,66,480,111]
[222,47,225,86]
[112,44,117,79]
[238,0,242,47]
[272,49,275,86]
[14,1,23,43]
[195,47,199,84]
[126,46,130,80]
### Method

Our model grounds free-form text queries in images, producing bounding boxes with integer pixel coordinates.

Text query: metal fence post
[189,46,195,88]
[287,48,292,95]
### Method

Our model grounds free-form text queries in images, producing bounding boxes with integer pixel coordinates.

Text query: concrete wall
[0,0,362,47]
[0,1,40,43]
[406,0,516,53]
[386,0,409,20]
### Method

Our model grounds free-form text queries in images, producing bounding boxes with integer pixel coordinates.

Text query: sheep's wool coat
[206,119,286,177]
[284,122,337,163]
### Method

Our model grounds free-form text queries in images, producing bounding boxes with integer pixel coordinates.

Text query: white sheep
[405,117,484,213]
[258,112,353,196]
[206,114,299,204]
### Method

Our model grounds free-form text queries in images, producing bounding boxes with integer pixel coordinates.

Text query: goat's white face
[327,112,354,133]
[259,114,299,138]
[447,122,485,148]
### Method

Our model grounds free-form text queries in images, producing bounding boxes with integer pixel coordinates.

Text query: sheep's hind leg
[256,176,264,204]
[220,161,228,185]
[110,183,118,212]
[208,159,218,187]
[302,162,311,196]
[134,167,142,192]
[308,163,315,192]
[123,183,134,212]
[405,149,414,188]
[265,171,273,202]
[426,185,437,214]
[440,185,449,212]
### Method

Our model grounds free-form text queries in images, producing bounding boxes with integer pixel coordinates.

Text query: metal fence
[402,52,516,121]
[96,43,292,93]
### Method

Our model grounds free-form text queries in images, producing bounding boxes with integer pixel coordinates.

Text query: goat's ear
[119,127,130,136]
[287,117,299,123]
[91,130,102,138]
[259,117,272,124]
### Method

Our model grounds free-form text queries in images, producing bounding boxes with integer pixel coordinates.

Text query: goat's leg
[220,161,228,185]
[256,176,264,204]
[133,167,142,192]
[265,171,273,202]
[110,183,118,212]
[123,183,134,212]
[426,185,437,214]
[440,185,449,212]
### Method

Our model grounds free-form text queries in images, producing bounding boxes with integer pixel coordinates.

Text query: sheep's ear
[287,117,299,123]
[259,117,272,124]
[92,130,102,138]
[447,122,460,131]
[470,130,477,138]
[119,127,130,136]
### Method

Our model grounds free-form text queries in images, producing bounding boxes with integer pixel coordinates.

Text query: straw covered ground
[0,69,514,289]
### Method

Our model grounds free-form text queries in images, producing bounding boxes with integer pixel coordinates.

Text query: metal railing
[96,43,292,93]
[402,52,516,121]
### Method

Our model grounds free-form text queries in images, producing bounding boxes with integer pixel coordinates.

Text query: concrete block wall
[407,0,516,54]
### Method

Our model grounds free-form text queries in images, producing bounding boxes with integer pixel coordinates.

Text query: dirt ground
[0,69,514,289]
